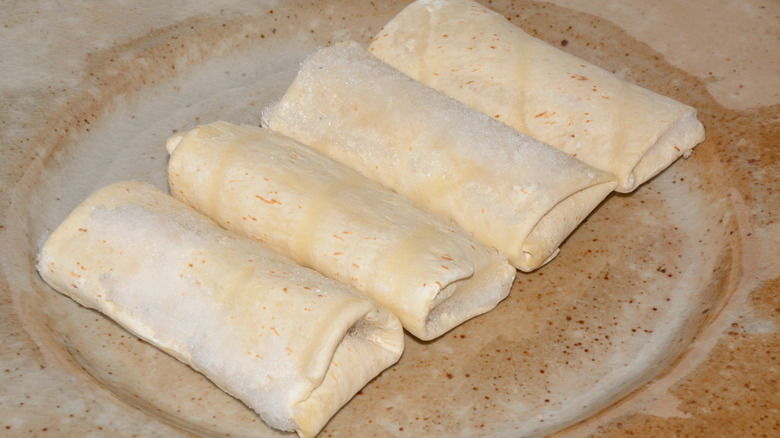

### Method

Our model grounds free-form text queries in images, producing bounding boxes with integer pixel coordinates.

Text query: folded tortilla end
[415,256,516,340]
[292,311,403,437]
[166,133,185,155]
[514,177,617,271]
[618,109,706,192]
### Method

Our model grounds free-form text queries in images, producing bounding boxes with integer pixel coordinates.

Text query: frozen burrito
[167,121,516,340]
[368,0,705,192]
[262,41,617,271]
[35,181,404,438]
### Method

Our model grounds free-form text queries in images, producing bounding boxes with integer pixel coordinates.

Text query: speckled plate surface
[1,1,778,437]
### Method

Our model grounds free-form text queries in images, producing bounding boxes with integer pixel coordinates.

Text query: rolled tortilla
[166,121,516,340]
[262,41,617,271]
[35,181,404,438]
[368,0,705,192]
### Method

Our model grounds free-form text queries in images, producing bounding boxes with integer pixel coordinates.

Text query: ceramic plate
[2,1,777,436]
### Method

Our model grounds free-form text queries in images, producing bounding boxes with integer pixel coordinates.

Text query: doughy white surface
[369,0,705,192]
[36,181,404,438]
[263,41,617,271]
[167,121,516,340]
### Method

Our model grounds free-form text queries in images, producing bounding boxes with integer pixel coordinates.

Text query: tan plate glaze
[1,1,777,437]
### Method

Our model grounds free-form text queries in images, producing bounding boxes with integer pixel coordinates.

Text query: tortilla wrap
[166,121,516,340]
[36,181,404,438]
[369,0,705,192]
[262,41,617,271]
